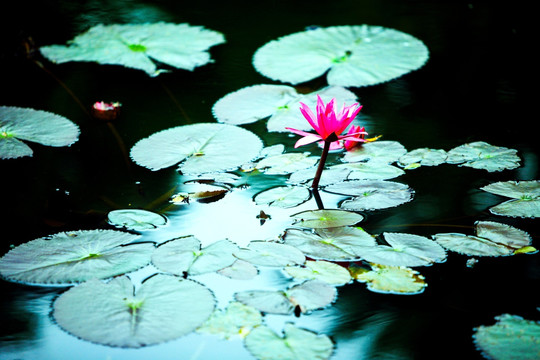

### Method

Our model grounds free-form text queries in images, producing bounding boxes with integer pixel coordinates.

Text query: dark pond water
[1,1,537,359]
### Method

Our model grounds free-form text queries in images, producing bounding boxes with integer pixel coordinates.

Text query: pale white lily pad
[433,221,533,257]
[355,232,446,267]
[342,140,407,164]
[0,230,151,285]
[234,241,305,267]
[244,324,333,360]
[53,274,215,347]
[354,264,427,295]
[40,23,225,76]
[473,314,540,360]
[480,181,540,218]
[108,209,167,231]
[291,209,364,228]
[283,227,376,261]
[331,162,405,180]
[253,25,428,87]
[218,260,259,280]
[196,301,262,339]
[253,186,311,208]
[152,236,239,276]
[288,167,350,186]
[235,280,336,315]
[284,260,352,285]
[446,141,520,172]
[398,148,447,168]
[1,106,80,159]
[255,152,318,175]
[130,123,263,173]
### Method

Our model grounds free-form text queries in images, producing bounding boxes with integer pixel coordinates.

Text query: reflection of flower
[286,95,366,148]
[91,101,121,121]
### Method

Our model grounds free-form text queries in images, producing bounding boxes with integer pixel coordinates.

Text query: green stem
[311,139,331,190]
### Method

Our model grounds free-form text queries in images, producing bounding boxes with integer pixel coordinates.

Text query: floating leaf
[152,236,239,276]
[253,25,428,87]
[40,23,225,76]
[0,106,80,159]
[218,260,259,280]
[355,232,446,267]
[480,181,540,218]
[53,274,215,347]
[446,141,520,172]
[255,152,318,175]
[290,209,364,228]
[0,230,151,285]
[398,148,447,168]
[197,301,262,339]
[342,140,407,164]
[473,314,540,360]
[130,123,263,173]
[324,180,414,211]
[234,241,305,267]
[288,167,350,186]
[284,260,352,285]
[235,280,336,315]
[433,221,533,257]
[354,264,427,295]
[330,162,405,180]
[253,186,311,208]
[107,209,167,231]
[283,227,376,261]
[171,182,229,204]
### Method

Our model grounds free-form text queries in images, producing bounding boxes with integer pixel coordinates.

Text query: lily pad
[284,260,352,285]
[288,167,350,186]
[255,152,318,175]
[283,227,376,261]
[398,148,447,169]
[40,22,225,76]
[355,232,446,267]
[218,260,259,280]
[290,209,364,228]
[0,230,152,285]
[130,123,263,174]
[152,236,239,276]
[480,181,540,218]
[433,221,533,257]
[196,301,262,339]
[253,186,311,208]
[330,162,405,180]
[53,274,216,347]
[473,314,540,360]
[234,241,305,267]
[446,141,520,172]
[1,106,80,159]
[253,25,428,87]
[108,209,167,231]
[244,324,334,360]
[354,263,427,295]
[342,140,407,164]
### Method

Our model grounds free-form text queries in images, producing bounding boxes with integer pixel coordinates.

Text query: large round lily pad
[53,274,216,347]
[130,123,263,174]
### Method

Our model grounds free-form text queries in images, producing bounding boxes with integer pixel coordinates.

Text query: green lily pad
[446,141,520,172]
[130,123,263,173]
[355,232,446,267]
[108,209,168,231]
[152,236,239,276]
[253,186,311,208]
[235,280,336,315]
[433,221,533,257]
[354,264,427,295]
[244,324,334,360]
[398,148,447,169]
[197,301,262,339]
[255,152,319,175]
[284,260,352,285]
[473,314,540,360]
[290,209,364,228]
[40,22,225,76]
[283,227,376,261]
[0,230,152,285]
[330,162,405,180]
[253,25,428,87]
[480,181,540,218]
[1,106,80,159]
[53,274,216,347]
[342,140,407,164]
[234,241,305,267]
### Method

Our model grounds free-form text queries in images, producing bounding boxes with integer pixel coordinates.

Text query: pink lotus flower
[286,95,366,148]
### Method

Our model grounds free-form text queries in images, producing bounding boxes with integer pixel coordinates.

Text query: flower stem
[311,139,331,190]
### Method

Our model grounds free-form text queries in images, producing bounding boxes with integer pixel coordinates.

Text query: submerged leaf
[481,181,540,218]
[253,25,428,87]
[40,23,225,76]
[354,263,427,295]
[1,106,80,159]
[446,141,520,172]
[197,302,262,339]
[130,123,263,173]
[53,274,215,347]
[253,185,311,208]
[0,230,151,285]
[290,209,364,228]
[218,260,259,280]
[108,209,167,231]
